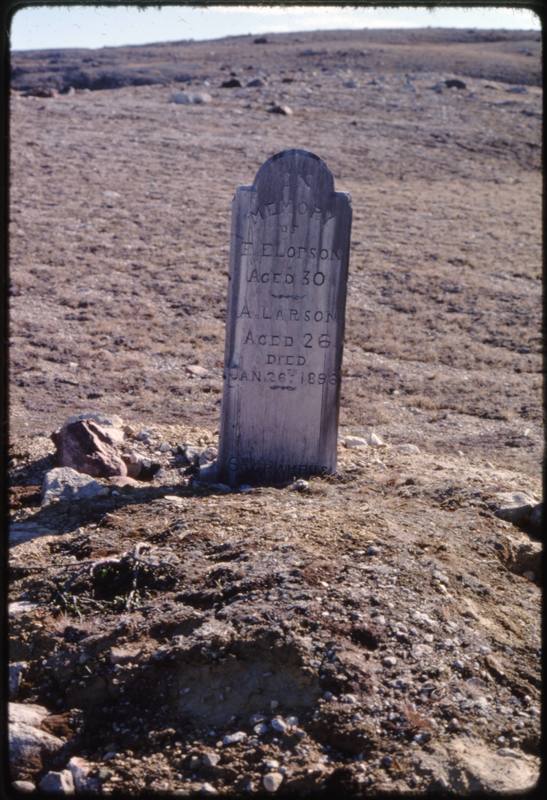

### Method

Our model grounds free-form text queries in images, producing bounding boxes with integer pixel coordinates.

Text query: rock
[9,704,65,780]
[382,656,397,668]
[8,601,38,616]
[396,443,421,454]
[39,770,75,794]
[222,731,247,746]
[51,419,128,477]
[65,412,124,443]
[263,772,284,792]
[506,86,528,93]
[254,37,268,44]
[445,79,467,89]
[109,475,141,488]
[344,436,368,449]
[290,478,309,492]
[366,431,384,446]
[163,494,185,507]
[200,782,218,795]
[508,540,542,577]
[202,751,221,768]
[271,716,288,733]
[12,781,35,793]
[9,662,27,699]
[416,737,539,793]
[247,78,265,87]
[367,545,380,556]
[492,493,542,534]
[68,756,101,792]
[187,364,209,377]
[10,703,50,728]
[9,521,55,546]
[42,467,109,507]
[254,722,269,735]
[169,91,212,104]
[221,78,242,88]
[267,104,293,116]
[343,79,358,88]
[199,446,218,465]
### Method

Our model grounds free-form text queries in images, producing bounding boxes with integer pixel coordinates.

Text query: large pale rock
[42,467,109,507]
[492,491,538,523]
[9,703,65,780]
[415,737,539,794]
[68,757,101,792]
[39,770,75,794]
[51,419,127,478]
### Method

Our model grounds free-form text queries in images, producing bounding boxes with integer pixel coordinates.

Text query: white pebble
[263,772,284,793]
[382,656,397,668]
[223,731,247,746]
[271,716,288,733]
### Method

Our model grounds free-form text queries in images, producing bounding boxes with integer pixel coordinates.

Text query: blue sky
[11,5,541,52]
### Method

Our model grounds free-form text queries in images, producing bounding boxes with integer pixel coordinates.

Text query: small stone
[263,772,284,793]
[263,759,280,770]
[39,770,75,794]
[42,468,109,507]
[249,713,266,725]
[382,656,397,668]
[202,751,221,768]
[290,478,309,492]
[323,691,334,701]
[344,436,368,449]
[221,78,242,88]
[8,601,38,616]
[200,782,218,795]
[452,659,465,671]
[445,78,466,89]
[447,717,460,731]
[169,91,212,105]
[397,443,420,454]
[247,78,265,87]
[366,431,384,446]
[367,545,380,556]
[381,755,393,768]
[271,717,288,733]
[222,731,247,746]
[9,662,26,699]
[67,757,100,792]
[12,781,35,793]
[343,79,358,88]
[187,364,209,378]
[286,715,299,726]
[163,495,185,507]
[267,104,293,115]
[340,694,358,704]
[254,722,269,736]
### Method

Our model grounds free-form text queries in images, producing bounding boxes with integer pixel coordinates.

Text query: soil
[7,27,542,796]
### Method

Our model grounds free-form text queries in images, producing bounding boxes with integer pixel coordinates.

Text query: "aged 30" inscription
[217,149,352,485]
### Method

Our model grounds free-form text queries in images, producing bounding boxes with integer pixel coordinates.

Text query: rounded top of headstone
[252,149,335,205]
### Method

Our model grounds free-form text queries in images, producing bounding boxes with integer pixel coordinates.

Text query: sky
[10,4,541,52]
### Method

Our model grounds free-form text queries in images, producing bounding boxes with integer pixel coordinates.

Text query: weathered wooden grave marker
[217,149,352,485]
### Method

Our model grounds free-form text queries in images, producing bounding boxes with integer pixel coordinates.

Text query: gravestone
[217,149,352,485]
